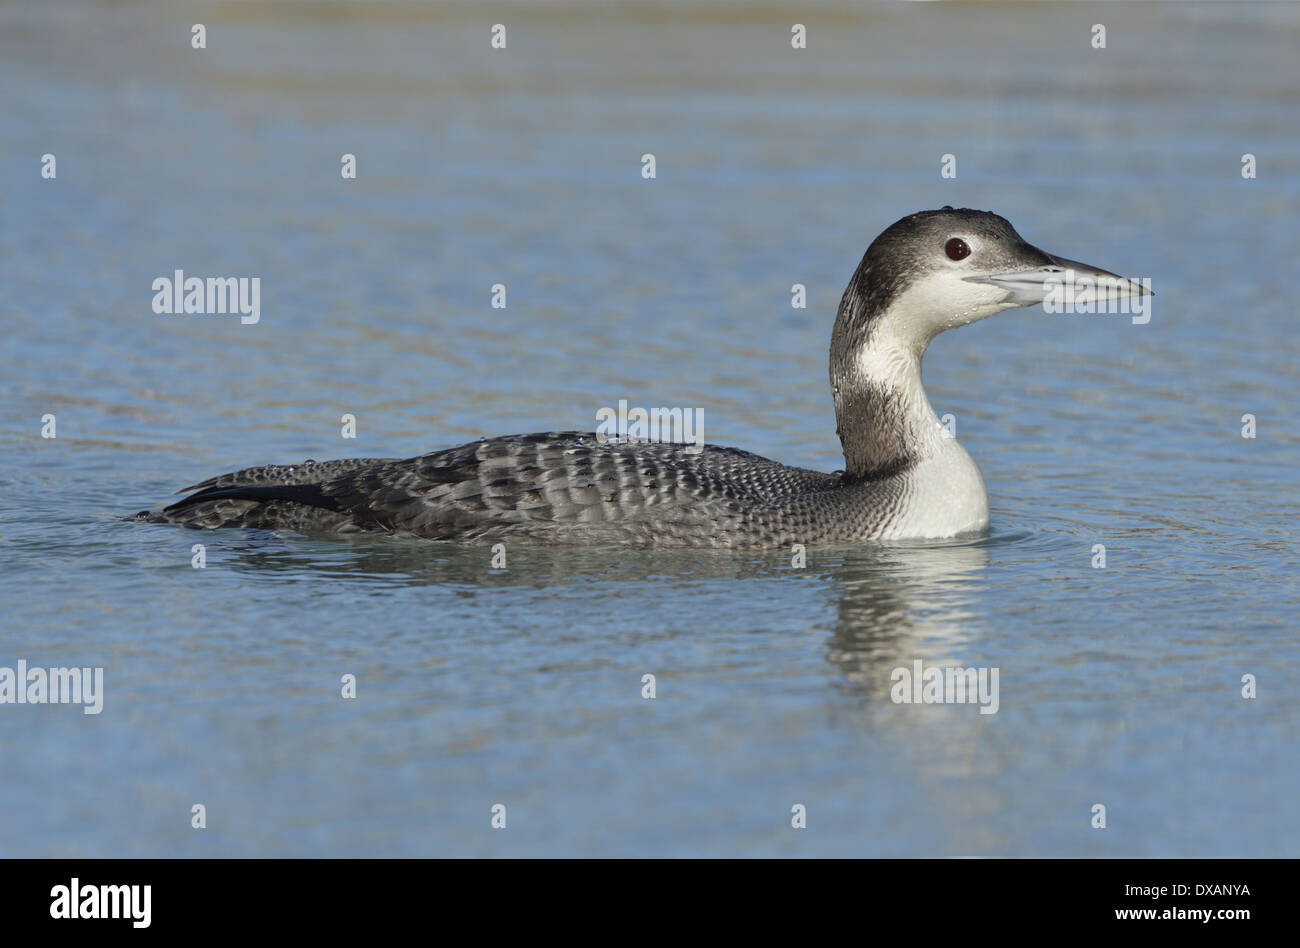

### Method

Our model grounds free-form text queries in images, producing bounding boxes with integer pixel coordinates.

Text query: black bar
[2,858,1279,934]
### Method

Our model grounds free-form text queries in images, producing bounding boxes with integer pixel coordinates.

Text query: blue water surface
[1,0,1297,856]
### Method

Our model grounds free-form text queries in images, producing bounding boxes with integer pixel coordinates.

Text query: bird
[131,207,1149,548]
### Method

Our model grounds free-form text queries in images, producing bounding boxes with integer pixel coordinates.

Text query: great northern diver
[133,208,1148,548]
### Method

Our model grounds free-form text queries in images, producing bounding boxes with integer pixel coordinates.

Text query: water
[2,0,1297,856]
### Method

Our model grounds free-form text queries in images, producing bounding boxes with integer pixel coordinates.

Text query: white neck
[836,332,990,539]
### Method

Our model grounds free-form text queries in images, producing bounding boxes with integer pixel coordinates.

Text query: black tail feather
[164,483,346,516]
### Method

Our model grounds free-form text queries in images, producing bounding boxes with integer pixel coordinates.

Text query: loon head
[830,207,1150,481]
[834,206,1150,354]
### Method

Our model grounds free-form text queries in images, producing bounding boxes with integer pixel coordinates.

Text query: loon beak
[965,251,1152,307]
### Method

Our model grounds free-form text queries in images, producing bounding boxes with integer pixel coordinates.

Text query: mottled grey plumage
[132,432,908,548]
[131,208,1145,547]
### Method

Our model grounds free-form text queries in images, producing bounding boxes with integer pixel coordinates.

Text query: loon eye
[945,237,971,261]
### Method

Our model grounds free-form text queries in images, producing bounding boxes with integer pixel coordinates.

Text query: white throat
[852,334,950,461]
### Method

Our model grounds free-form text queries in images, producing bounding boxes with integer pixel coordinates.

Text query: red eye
[945,237,970,261]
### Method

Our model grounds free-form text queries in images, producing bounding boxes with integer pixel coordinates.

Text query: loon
[132,208,1148,549]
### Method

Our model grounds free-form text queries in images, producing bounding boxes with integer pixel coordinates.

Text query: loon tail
[127,459,398,531]
[128,484,348,530]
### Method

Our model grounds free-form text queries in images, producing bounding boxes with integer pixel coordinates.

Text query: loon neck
[830,331,948,482]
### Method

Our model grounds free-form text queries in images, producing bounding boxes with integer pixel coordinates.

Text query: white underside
[874,437,990,540]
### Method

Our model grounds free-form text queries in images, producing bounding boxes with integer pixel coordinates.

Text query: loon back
[132,208,1148,548]
[135,432,873,549]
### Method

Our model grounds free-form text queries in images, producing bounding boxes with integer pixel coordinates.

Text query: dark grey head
[833,206,1149,358]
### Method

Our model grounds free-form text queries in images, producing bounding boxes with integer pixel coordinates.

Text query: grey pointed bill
[965,251,1153,307]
